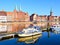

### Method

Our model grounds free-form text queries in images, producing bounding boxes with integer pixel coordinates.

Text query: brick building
[30,10,60,27]
[0,9,30,33]
[7,9,30,22]
[0,8,60,32]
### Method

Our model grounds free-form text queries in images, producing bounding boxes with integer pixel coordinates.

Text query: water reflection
[17,34,42,44]
[0,32,60,45]
[16,32,60,45]
[53,31,60,34]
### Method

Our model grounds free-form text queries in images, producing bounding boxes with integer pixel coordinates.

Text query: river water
[0,32,60,45]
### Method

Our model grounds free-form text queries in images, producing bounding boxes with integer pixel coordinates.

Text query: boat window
[19,31,24,34]
[34,27,36,29]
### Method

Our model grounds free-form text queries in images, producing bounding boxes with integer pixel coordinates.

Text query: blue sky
[0,0,60,16]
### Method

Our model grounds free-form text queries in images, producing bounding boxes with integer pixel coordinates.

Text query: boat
[49,24,60,33]
[17,25,42,37]
[17,25,42,43]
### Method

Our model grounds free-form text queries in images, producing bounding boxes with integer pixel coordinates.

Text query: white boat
[50,24,60,33]
[17,25,42,43]
[18,25,42,37]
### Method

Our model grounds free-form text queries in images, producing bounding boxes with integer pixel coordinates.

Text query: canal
[0,32,60,45]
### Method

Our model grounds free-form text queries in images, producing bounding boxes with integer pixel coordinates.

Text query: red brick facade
[0,10,30,32]
[0,10,60,32]
[7,10,30,22]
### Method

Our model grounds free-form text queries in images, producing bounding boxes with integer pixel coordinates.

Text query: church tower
[14,5,18,12]
[50,8,53,16]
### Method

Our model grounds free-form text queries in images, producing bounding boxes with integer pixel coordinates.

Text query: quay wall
[0,21,53,33]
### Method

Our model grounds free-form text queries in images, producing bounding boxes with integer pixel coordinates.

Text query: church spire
[50,8,53,16]
[19,4,22,11]
[20,4,22,11]
[15,5,18,10]
[14,5,18,12]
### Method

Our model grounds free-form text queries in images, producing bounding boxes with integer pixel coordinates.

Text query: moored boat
[49,24,60,33]
[17,25,42,43]
[17,25,42,37]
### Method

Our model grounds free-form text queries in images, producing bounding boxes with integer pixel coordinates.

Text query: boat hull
[18,32,42,38]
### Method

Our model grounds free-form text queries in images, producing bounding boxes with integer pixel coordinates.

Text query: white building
[0,11,7,32]
[0,11,7,22]
[0,16,7,22]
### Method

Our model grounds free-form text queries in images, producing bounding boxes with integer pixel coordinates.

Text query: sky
[0,0,60,16]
